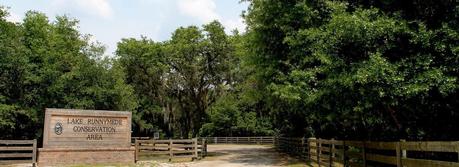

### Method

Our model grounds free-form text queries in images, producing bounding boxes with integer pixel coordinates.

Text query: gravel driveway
[138,144,308,167]
[7,145,309,167]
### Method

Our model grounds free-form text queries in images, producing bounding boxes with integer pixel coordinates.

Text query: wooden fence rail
[131,137,151,146]
[276,137,309,161]
[0,139,37,166]
[202,136,275,145]
[276,137,459,167]
[134,138,207,162]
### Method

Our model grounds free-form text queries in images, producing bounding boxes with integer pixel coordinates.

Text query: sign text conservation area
[43,108,132,148]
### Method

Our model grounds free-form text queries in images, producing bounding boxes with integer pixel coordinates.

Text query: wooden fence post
[307,138,311,162]
[317,139,321,167]
[198,138,202,158]
[32,139,37,167]
[194,138,198,160]
[343,140,347,167]
[204,138,208,156]
[400,139,406,158]
[400,139,406,166]
[169,139,173,162]
[396,140,401,167]
[330,138,334,167]
[135,139,139,162]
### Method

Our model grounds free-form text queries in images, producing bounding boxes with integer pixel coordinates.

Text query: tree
[0,8,136,139]
[115,37,168,136]
[164,21,235,137]
[243,0,459,140]
[116,21,236,138]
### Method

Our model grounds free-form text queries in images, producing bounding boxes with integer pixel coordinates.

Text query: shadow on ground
[137,144,317,167]
[203,144,310,166]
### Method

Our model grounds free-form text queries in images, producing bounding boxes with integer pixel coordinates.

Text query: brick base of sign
[38,147,135,166]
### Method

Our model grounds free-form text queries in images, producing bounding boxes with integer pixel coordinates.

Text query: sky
[0,0,248,56]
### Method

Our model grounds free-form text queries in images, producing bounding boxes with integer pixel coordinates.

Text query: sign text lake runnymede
[42,108,132,148]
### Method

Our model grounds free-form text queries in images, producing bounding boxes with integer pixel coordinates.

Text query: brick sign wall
[42,108,132,148]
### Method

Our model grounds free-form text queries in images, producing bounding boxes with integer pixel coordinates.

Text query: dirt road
[139,144,308,167]
[7,145,309,167]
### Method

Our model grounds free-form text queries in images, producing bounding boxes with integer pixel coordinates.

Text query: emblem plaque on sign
[54,122,63,135]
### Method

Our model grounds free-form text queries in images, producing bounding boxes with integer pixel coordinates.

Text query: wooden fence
[134,138,207,162]
[0,139,37,166]
[202,136,275,144]
[276,137,309,161]
[131,137,151,146]
[276,137,459,167]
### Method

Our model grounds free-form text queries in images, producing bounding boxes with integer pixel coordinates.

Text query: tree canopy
[1,0,458,140]
[0,8,136,139]
[243,0,459,140]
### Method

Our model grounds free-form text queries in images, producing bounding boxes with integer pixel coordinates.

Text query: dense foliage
[116,22,236,138]
[243,0,459,140]
[116,22,273,138]
[0,8,136,139]
[1,0,458,140]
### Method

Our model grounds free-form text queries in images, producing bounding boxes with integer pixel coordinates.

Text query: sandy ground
[138,144,309,167]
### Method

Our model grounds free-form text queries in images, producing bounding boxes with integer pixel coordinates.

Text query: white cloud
[139,0,164,5]
[6,12,23,23]
[52,0,113,19]
[222,18,246,34]
[176,0,246,34]
[177,0,220,22]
